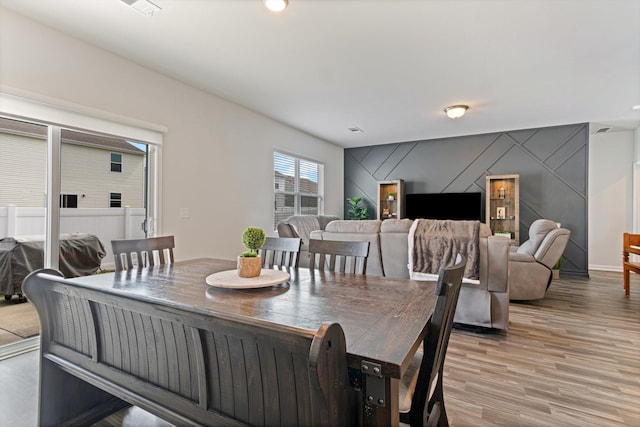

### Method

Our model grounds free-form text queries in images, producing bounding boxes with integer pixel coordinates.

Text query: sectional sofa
[308,219,511,331]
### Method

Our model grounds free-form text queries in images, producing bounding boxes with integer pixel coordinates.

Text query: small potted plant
[388,191,395,201]
[237,226,266,278]
[346,197,368,220]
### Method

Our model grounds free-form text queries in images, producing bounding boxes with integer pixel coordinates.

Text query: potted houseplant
[346,197,368,220]
[387,191,395,201]
[237,226,266,278]
[552,257,563,279]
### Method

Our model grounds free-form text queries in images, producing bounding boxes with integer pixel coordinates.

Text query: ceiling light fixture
[120,0,161,16]
[633,105,640,111]
[444,105,469,119]
[264,0,288,12]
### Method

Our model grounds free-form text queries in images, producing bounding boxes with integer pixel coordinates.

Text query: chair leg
[427,380,448,427]
[426,402,441,427]
[623,267,630,297]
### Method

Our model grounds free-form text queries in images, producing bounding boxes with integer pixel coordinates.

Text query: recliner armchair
[509,219,571,300]
[276,215,339,267]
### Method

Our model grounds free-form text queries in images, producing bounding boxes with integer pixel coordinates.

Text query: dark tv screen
[405,192,483,221]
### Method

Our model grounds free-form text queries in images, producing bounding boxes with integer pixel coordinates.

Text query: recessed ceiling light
[120,0,161,17]
[348,127,364,134]
[264,0,288,12]
[633,105,640,111]
[444,105,469,119]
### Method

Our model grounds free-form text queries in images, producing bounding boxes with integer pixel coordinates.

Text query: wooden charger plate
[205,269,290,289]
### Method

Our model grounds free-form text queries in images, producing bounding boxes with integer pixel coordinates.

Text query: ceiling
[1,0,639,148]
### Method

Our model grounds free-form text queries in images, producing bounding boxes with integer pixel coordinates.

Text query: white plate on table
[205,269,290,289]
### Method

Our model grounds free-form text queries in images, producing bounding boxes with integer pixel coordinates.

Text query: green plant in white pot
[237,226,266,278]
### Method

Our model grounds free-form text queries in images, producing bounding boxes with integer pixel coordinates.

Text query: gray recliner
[509,219,571,300]
[276,215,340,267]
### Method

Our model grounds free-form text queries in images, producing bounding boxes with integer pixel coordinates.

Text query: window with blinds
[274,152,322,230]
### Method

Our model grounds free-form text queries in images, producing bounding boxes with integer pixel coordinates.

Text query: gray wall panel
[344,123,588,276]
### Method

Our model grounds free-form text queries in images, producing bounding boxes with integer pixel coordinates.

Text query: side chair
[308,239,370,274]
[399,255,466,427]
[623,232,640,296]
[260,236,301,269]
[111,235,175,271]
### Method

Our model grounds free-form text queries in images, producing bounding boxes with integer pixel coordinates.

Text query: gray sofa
[310,219,511,331]
[276,215,340,268]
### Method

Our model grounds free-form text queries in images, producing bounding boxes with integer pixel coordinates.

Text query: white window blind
[273,152,322,229]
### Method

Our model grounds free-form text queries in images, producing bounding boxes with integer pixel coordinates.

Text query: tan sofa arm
[480,236,510,293]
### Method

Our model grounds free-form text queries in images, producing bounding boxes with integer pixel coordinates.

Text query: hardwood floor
[444,270,640,426]
[1,270,638,426]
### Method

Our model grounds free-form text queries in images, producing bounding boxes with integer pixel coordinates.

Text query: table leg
[362,376,400,427]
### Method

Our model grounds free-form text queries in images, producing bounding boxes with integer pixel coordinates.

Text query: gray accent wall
[344,123,588,277]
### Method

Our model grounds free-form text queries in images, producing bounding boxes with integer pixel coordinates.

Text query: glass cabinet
[377,180,404,220]
[486,174,519,243]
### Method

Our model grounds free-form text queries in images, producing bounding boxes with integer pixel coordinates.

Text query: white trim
[634,162,640,233]
[45,126,62,270]
[588,264,623,272]
[0,336,39,361]
[0,87,166,145]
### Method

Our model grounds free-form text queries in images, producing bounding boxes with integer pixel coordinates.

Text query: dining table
[68,257,438,426]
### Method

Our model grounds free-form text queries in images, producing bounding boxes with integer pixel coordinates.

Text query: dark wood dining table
[70,258,438,426]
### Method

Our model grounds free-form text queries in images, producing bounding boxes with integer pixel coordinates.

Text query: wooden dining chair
[259,236,301,269]
[111,235,175,271]
[398,255,466,427]
[308,239,370,274]
[623,232,640,296]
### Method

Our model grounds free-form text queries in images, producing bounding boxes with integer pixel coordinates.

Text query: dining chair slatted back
[260,237,302,269]
[111,236,175,271]
[308,239,370,274]
[399,255,466,427]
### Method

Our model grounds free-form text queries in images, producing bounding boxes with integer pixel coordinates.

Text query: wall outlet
[180,208,190,219]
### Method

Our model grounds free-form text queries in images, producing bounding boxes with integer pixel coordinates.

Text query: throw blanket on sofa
[409,219,481,282]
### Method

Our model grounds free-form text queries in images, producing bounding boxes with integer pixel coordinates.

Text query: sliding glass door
[0,113,159,350]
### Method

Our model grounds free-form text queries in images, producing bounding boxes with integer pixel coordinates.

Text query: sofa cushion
[317,215,340,230]
[313,220,383,276]
[325,220,381,233]
[380,219,413,279]
[380,218,413,233]
[282,215,321,247]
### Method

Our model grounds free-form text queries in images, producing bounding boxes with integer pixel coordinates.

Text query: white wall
[589,130,635,271]
[0,8,344,261]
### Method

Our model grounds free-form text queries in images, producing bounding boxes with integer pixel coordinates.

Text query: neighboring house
[274,170,319,224]
[0,117,146,209]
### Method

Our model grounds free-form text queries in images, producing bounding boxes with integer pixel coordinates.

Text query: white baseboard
[588,264,623,272]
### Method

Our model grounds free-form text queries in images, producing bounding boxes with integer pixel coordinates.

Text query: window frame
[273,151,323,230]
[110,152,123,173]
[60,194,78,208]
[109,192,122,208]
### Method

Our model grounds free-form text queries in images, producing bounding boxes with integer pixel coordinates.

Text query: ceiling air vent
[348,127,364,134]
[596,127,610,133]
[120,0,161,16]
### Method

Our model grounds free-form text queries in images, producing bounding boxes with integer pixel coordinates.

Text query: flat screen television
[405,192,483,221]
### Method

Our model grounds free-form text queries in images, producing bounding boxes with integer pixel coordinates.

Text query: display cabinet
[486,174,519,243]
[377,180,404,220]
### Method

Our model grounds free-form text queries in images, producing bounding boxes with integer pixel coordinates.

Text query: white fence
[0,205,146,268]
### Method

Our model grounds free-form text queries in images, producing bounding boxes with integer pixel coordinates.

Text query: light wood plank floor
[1,270,638,426]
[445,270,639,426]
